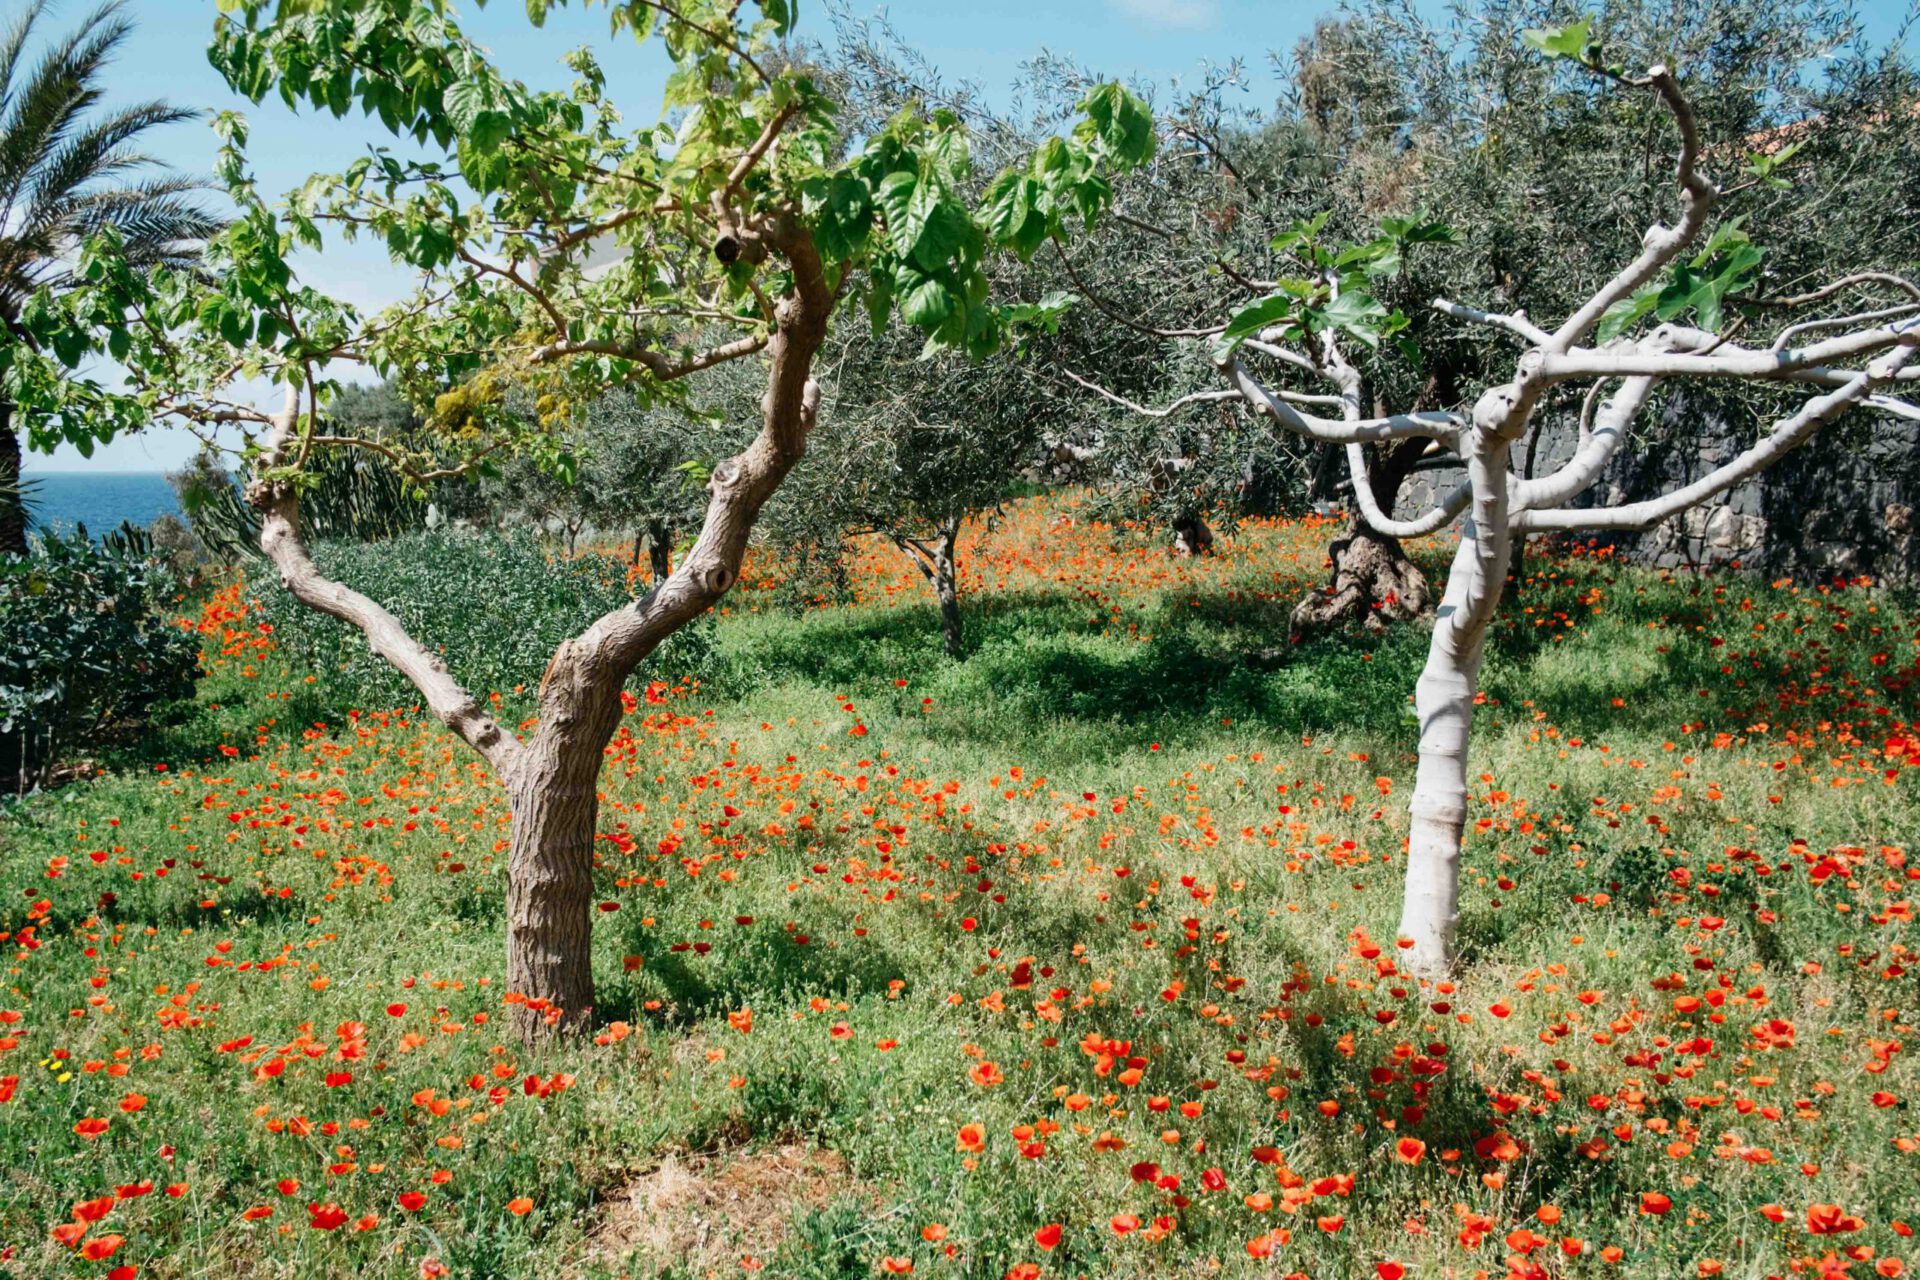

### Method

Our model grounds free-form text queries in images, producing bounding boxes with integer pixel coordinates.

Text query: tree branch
[1431,297,1552,347]
[248,389,520,772]
[1221,357,1465,445]
[1547,65,1714,353]
[1519,336,1920,531]
[1059,366,1336,415]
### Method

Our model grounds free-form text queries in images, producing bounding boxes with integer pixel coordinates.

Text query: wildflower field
[4,495,1917,1280]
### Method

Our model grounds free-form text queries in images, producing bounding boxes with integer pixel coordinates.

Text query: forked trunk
[0,403,26,557]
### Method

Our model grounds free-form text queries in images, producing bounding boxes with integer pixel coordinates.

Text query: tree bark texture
[933,523,963,658]
[647,518,672,584]
[892,516,966,658]
[1291,438,1432,640]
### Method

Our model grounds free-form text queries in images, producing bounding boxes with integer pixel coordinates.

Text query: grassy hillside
[3,494,1916,1279]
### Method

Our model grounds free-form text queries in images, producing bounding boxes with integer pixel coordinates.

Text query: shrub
[0,527,201,790]
[254,529,715,716]
[173,446,427,565]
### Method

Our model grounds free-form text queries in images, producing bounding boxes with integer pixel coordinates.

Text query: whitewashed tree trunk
[1068,60,1919,983]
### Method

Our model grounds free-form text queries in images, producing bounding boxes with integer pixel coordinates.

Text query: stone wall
[1400,392,1920,586]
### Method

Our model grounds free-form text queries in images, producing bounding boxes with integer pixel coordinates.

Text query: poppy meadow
[3,495,1915,1279]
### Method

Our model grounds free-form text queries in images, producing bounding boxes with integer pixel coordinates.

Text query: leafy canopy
[6,0,1155,483]
[1215,213,1454,361]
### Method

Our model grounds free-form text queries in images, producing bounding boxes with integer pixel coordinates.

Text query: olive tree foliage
[1084,5,1919,976]
[782,316,1066,656]
[6,0,1154,1041]
[574,387,737,579]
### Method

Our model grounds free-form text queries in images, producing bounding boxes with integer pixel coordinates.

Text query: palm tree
[0,0,220,555]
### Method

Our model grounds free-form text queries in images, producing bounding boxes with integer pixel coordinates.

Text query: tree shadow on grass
[724,587,1432,755]
[600,932,911,1029]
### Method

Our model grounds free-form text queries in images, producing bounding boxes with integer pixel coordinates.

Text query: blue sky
[21,0,1918,471]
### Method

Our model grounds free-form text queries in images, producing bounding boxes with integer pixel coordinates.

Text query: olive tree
[8,0,1153,1040]
[783,308,1069,656]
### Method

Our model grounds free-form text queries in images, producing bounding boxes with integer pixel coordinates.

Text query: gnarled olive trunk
[0,402,26,557]
[891,517,966,658]
[1292,437,1433,640]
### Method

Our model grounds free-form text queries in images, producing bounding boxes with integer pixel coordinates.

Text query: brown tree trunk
[933,520,962,658]
[647,519,671,584]
[504,640,624,1041]
[890,519,966,657]
[0,403,27,557]
[252,212,835,1049]
[1291,437,1433,641]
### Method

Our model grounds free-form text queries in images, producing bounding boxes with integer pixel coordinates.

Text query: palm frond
[26,100,201,218]
[0,0,52,119]
[0,0,217,312]
[0,5,133,209]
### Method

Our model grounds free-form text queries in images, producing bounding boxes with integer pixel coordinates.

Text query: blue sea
[24,471,182,539]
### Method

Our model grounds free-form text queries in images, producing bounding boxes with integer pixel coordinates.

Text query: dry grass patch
[578,1143,869,1278]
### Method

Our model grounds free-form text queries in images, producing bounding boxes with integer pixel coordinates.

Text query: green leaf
[1521,19,1594,61]
[866,268,895,337]
[814,173,873,262]
[1076,82,1156,167]
[1215,294,1299,357]
[1597,285,1661,342]
[983,172,1045,260]
[1313,289,1390,345]
[1270,213,1330,257]
[755,0,796,37]
[876,169,922,256]
[443,79,488,133]
[900,276,953,329]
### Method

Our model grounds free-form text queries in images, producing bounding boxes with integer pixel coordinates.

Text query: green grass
[2,507,1916,1279]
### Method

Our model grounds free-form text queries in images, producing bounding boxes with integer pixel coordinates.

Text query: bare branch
[1431,297,1552,347]
[1519,336,1920,531]
[249,390,520,772]
[1514,375,1660,511]
[527,331,769,381]
[1538,318,1918,383]
[1752,271,1920,309]
[1547,66,1715,353]
[1059,366,1336,416]
[1222,358,1464,445]
[1771,303,1920,351]
[1345,442,1471,538]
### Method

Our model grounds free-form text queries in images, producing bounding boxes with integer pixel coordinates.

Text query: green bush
[254,528,715,716]
[0,527,201,790]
